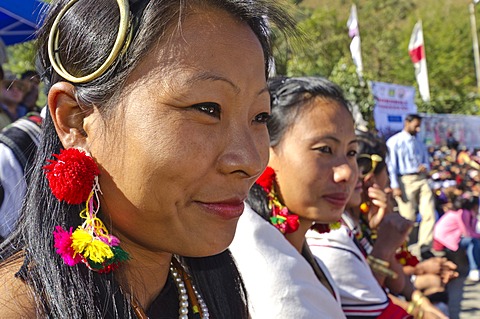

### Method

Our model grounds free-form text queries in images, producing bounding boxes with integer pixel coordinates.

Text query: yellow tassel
[71,228,93,254]
[83,239,114,264]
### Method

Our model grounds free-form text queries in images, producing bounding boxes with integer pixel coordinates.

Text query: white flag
[408,21,430,102]
[347,4,363,79]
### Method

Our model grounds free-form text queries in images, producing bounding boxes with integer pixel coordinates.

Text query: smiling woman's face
[83,6,270,257]
[269,98,358,224]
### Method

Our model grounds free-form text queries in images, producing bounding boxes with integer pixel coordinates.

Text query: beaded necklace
[131,259,209,319]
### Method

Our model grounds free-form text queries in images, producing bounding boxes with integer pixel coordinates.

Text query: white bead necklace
[170,263,210,319]
[131,261,210,319]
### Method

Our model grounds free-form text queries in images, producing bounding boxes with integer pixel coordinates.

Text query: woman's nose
[333,161,356,184]
[217,126,268,180]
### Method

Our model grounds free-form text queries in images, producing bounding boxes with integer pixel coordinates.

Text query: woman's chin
[182,233,236,257]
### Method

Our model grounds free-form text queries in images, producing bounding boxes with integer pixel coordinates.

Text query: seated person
[434,190,480,281]
[0,74,28,130]
[0,112,42,240]
[307,131,449,319]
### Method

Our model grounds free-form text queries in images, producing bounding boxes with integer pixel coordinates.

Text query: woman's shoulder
[0,254,36,317]
[231,204,292,254]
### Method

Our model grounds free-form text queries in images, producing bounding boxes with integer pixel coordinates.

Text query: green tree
[4,41,36,76]
[330,57,374,124]
[286,6,350,77]
[272,0,480,123]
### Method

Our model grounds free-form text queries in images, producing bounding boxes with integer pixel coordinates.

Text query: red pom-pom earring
[44,148,99,205]
[44,148,129,273]
[255,167,299,234]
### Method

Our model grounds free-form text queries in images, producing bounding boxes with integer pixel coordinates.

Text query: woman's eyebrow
[184,71,240,94]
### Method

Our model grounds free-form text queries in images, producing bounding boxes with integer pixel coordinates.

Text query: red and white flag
[408,21,430,102]
[347,4,363,79]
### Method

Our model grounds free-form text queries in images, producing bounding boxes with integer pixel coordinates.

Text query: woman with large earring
[230,76,358,318]
[307,131,450,319]
[0,0,294,317]
[307,131,415,318]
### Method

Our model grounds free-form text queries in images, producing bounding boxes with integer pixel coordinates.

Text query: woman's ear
[48,82,89,149]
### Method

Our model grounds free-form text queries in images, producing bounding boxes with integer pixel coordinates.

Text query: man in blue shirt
[386,114,435,260]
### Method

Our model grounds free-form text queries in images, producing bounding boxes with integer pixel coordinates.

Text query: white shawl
[230,204,345,319]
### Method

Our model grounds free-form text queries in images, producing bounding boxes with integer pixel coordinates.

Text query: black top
[103,271,202,318]
[146,274,196,319]
[16,259,202,319]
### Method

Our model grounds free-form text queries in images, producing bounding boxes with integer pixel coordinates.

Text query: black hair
[21,70,39,81]
[405,114,422,122]
[0,0,295,318]
[356,130,387,175]
[450,192,479,211]
[248,76,353,219]
[267,76,352,148]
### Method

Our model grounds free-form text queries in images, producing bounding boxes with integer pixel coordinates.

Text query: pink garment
[433,208,480,251]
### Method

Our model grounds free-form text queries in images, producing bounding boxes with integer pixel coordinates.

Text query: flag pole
[408,20,430,102]
[347,4,364,83]
[469,2,480,93]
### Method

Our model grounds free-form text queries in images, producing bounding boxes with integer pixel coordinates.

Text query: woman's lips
[323,193,350,207]
[196,200,245,220]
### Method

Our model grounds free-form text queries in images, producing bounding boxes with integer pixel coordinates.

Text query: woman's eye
[253,112,271,124]
[347,150,358,157]
[315,146,332,154]
[192,102,221,118]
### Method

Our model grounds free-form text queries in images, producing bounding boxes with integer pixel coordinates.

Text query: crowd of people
[0,65,43,241]
[0,67,41,131]
[0,0,478,318]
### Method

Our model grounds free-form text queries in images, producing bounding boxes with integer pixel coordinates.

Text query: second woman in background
[230,76,358,318]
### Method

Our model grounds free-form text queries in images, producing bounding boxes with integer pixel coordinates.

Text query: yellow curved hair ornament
[47,0,131,83]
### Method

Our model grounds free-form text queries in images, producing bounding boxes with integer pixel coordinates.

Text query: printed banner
[372,81,417,139]
[418,113,480,149]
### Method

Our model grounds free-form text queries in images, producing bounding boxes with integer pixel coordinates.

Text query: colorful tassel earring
[255,167,299,234]
[44,148,129,273]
